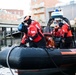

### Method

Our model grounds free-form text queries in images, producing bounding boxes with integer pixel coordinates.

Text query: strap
[37,29,43,38]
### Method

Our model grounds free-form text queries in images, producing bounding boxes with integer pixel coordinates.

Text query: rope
[43,48,69,75]
[6,46,18,75]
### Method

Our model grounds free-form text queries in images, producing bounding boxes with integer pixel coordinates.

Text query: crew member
[59,22,73,48]
[18,16,46,48]
[52,25,61,48]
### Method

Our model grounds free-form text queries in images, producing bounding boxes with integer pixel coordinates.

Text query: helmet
[24,16,32,25]
[24,16,31,19]
[59,22,64,27]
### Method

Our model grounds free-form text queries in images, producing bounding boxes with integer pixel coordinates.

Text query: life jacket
[52,27,61,37]
[45,36,55,48]
[31,20,42,31]
[28,23,44,42]
[61,23,72,37]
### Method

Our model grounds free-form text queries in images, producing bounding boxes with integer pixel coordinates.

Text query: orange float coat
[21,21,44,44]
[60,23,72,37]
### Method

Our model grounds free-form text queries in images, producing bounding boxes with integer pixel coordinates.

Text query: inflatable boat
[0,46,76,70]
[0,10,76,75]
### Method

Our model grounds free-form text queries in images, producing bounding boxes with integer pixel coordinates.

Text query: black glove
[20,43,27,47]
[64,33,67,38]
[26,37,33,42]
[25,38,30,43]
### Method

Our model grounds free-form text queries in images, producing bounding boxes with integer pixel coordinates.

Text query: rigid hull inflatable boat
[0,10,76,75]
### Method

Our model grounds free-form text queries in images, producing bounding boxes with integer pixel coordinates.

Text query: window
[40,14,45,22]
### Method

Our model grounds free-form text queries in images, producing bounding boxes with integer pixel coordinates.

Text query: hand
[20,43,27,47]
[29,37,33,41]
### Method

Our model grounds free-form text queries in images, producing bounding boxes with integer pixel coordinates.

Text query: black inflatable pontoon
[0,46,76,70]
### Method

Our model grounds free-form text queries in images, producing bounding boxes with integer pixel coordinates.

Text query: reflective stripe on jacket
[31,21,42,31]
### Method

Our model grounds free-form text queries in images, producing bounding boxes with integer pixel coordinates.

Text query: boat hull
[0,46,76,70]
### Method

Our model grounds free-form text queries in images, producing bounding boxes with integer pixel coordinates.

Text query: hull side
[0,47,76,70]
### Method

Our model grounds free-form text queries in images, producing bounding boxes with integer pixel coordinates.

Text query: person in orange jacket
[52,25,61,37]
[19,16,46,48]
[59,22,73,48]
[52,25,62,48]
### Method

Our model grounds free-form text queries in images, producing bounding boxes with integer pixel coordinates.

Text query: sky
[59,0,76,3]
[0,0,31,15]
[0,0,76,15]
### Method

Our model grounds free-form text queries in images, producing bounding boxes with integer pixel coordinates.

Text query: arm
[21,33,27,44]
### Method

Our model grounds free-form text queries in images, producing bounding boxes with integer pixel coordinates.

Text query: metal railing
[0,27,21,51]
